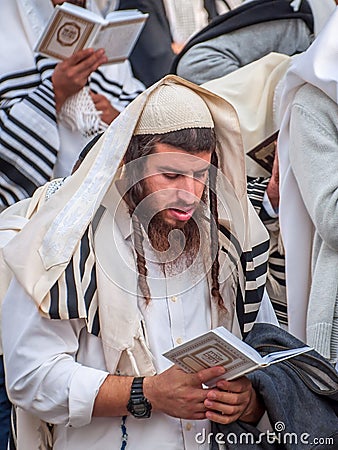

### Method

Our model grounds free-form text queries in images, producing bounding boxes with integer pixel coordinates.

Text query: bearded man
[1,76,276,449]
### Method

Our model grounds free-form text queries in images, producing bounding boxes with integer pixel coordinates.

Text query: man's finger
[196,366,225,385]
[67,48,96,65]
[216,376,251,393]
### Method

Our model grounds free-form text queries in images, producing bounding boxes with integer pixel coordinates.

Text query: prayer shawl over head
[3,75,269,375]
[278,8,338,362]
[0,0,144,208]
[201,52,291,178]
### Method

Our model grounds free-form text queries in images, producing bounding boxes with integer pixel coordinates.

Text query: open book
[163,326,311,387]
[34,2,148,64]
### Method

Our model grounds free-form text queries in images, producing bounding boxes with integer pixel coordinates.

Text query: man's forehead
[146,143,212,169]
[149,143,212,165]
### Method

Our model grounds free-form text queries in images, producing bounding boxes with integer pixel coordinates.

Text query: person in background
[2,75,276,449]
[278,6,338,369]
[117,0,243,87]
[0,0,144,211]
[173,0,336,85]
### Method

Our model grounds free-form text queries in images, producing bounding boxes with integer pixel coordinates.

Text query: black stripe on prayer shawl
[91,310,100,337]
[0,65,58,207]
[245,285,265,305]
[246,259,268,281]
[84,266,97,313]
[2,114,57,164]
[25,94,55,122]
[65,262,79,319]
[219,224,242,259]
[235,282,245,338]
[90,70,142,105]
[251,239,270,258]
[0,159,37,200]
[80,230,90,275]
[48,226,99,335]
[247,178,269,212]
[219,224,269,335]
[0,71,41,97]
[49,282,61,320]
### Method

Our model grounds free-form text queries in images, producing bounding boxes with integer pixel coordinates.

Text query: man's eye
[163,173,179,179]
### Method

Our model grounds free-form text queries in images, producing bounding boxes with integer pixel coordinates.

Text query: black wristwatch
[127,377,152,419]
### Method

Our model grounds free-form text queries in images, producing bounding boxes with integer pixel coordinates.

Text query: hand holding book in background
[35,2,148,64]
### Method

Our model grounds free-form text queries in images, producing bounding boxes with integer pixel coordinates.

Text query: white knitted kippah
[134,82,214,135]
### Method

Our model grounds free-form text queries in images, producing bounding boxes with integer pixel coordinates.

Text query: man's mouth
[166,207,195,222]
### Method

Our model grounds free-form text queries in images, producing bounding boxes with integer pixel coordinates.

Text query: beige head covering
[134,82,214,135]
[3,75,267,317]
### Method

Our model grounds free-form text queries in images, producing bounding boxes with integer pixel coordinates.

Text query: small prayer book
[163,326,311,387]
[34,2,148,64]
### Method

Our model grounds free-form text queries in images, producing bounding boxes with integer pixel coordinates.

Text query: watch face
[127,397,152,418]
[133,401,149,417]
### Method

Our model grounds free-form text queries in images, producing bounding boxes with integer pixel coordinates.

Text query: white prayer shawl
[278,7,338,354]
[3,74,269,373]
[0,180,62,355]
[0,0,144,208]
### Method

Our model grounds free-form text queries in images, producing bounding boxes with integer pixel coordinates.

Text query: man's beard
[145,206,207,275]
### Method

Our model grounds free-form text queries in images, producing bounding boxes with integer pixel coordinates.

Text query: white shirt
[2,200,277,450]
[2,274,276,450]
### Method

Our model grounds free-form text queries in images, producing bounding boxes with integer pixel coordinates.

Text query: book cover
[163,326,311,387]
[246,131,278,175]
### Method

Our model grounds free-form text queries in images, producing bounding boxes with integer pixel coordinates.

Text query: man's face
[141,142,211,228]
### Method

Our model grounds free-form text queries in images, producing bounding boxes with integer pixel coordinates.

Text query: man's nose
[176,176,198,202]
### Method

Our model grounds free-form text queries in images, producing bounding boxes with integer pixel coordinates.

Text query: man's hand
[52,48,108,111]
[90,92,120,125]
[143,365,226,420]
[204,376,265,424]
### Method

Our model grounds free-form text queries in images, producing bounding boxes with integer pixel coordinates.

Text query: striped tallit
[43,207,269,338]
[247,176,287,325]
[0,56,143,208]
[0,0,144,210]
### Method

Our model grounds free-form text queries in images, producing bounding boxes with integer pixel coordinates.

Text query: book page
[92,17,147,63]
[261,346,312,365]
[214,326,263,362]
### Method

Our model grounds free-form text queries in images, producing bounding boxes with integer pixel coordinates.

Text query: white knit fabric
[58,87,108,137]
[134,82,214,135]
